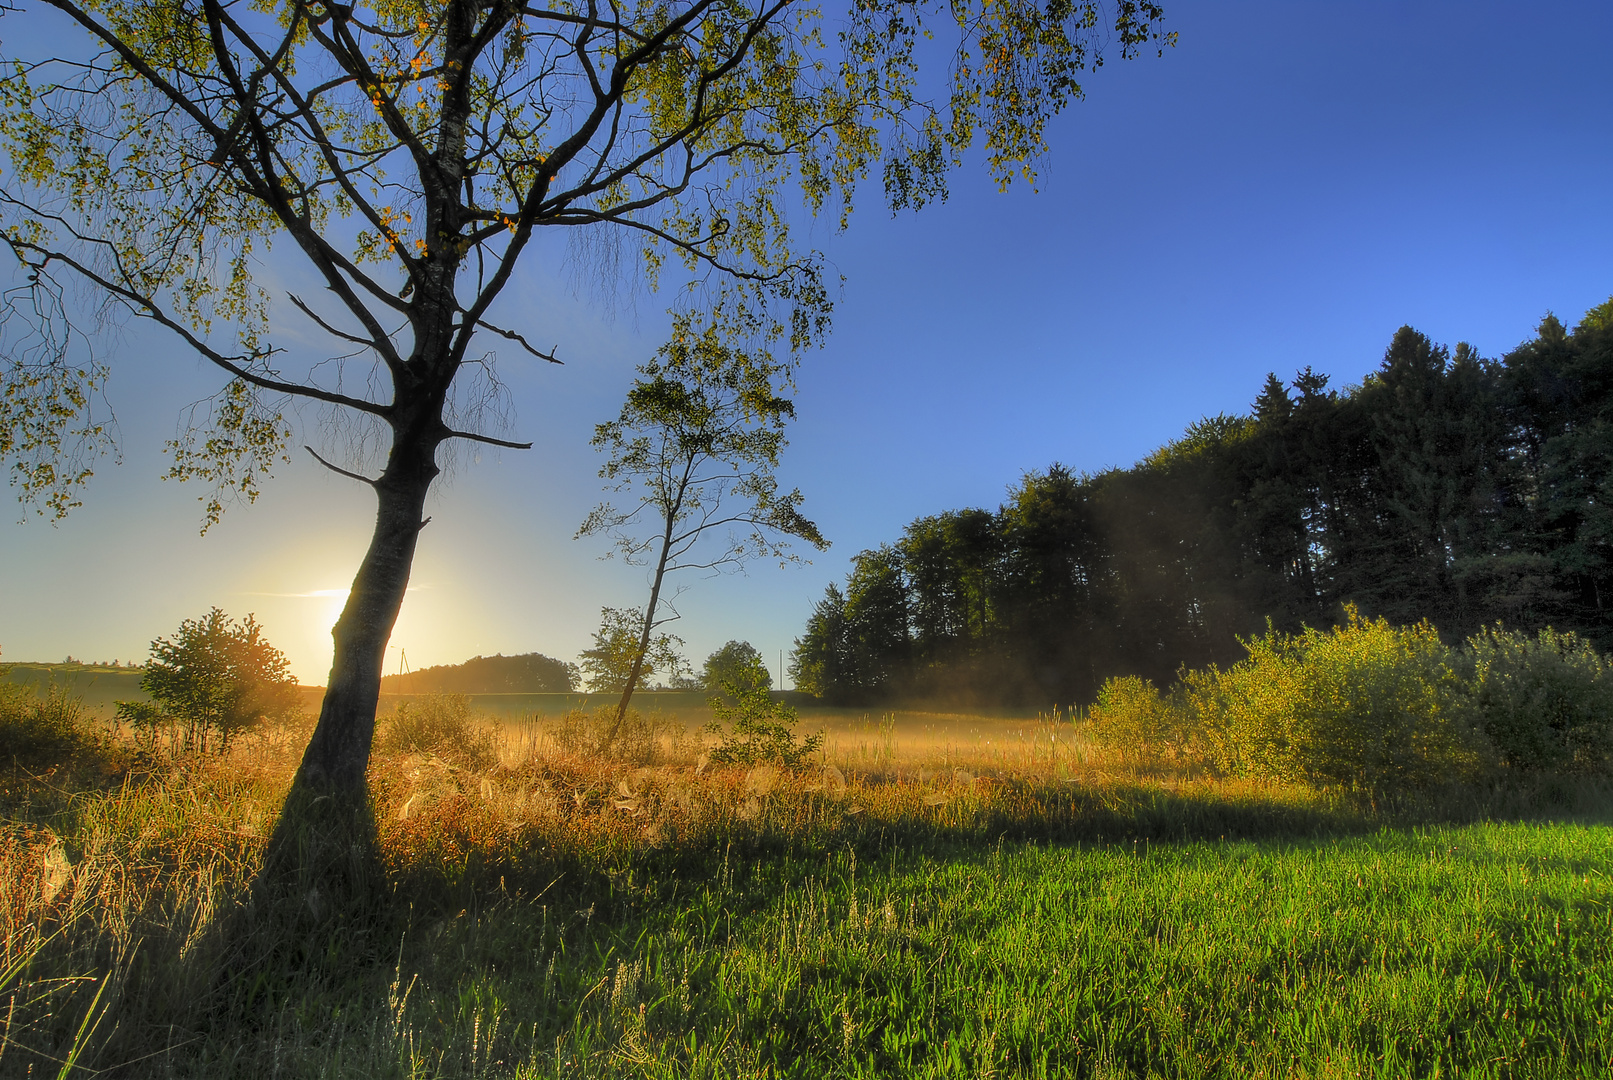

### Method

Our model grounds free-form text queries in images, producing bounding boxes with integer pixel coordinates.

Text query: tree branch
[4,236,390,416]
[304,444,378,486]
[471,319,564,364]
[443,428,534,450]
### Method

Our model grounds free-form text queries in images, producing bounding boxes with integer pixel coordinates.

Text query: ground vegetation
[3,673,1611,1077]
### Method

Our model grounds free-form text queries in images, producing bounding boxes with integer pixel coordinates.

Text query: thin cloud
[239,586,431,599]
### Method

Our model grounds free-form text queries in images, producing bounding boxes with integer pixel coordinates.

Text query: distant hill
[379,653,578,694]
[2,662,149,717]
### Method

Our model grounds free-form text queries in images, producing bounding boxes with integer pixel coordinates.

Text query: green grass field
[252,819,1612,1079]
[4,695,1612,1077]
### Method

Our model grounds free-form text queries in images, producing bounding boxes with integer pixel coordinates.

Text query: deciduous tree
[117,607,299,753]
[579,324,824,734]
[577,605,686,694]
[701,639,771,698]
[0,0,1174,826]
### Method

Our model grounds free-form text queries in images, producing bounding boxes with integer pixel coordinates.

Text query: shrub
[116,608,300,754]
[1457,626,1613,773]
[1189,608,1486,797]
[704,653,820,767]
[377,694,498,769]
[0,683,99,765]
[1087,676,1201,762]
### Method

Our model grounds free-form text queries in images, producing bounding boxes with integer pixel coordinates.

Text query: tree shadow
[211,783,397,1017]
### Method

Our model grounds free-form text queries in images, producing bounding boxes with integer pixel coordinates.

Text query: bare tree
[579,317,825,743]
[0,0,1174,829]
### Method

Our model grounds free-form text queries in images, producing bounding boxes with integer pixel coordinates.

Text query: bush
[116,608,300,754]
[0,683,100,765]
[1089,610,1613,795]
[1087,676,1200,762]
[1457,626,1613,773]
[377,694,498,769]
[704,653,820,767]
[1187,608,1486,797]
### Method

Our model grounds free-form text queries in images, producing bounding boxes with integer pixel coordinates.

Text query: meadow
[3,684,1612,1078]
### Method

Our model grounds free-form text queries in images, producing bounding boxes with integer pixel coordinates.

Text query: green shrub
[1189,608,1486,796]
[1457,626,1613,773]
[705,654,820,767]
[377,694,498,769]
[1088,675,1201,761]
[116,608,300,754]
[0,682,99,765]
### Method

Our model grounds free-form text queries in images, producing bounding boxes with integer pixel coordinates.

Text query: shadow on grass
[214,783,400,1012]
[9,764,1612,1077]
[379,770,1613,924]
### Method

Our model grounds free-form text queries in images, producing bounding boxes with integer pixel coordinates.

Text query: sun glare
[308,588,350,636]
[240,578,473,686]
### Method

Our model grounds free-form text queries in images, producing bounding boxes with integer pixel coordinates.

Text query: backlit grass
[3,701,1612,1077]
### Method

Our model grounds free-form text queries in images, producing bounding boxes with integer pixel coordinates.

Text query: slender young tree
[0,0,1173,823]
[579,319,825,744]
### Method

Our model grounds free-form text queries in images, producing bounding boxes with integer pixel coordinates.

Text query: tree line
[378,653,579,696]
[792,302,1613,707]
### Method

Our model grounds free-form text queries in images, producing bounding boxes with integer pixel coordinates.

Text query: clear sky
[3,1,1611,687]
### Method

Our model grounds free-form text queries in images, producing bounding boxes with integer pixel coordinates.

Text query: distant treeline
[380,652,578,695]
[791,302,1613,706]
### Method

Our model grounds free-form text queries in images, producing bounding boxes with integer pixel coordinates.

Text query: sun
[307,589,350,640]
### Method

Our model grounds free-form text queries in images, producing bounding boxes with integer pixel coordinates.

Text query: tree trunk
[607,490,683,748]
[244,417,442,962]
[608,548,670,747]
[294,430,441,798]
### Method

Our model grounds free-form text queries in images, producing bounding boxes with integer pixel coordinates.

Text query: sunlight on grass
[2,696,1611,1077]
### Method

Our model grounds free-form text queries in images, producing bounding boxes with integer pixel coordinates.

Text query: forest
[792,302,1613,706]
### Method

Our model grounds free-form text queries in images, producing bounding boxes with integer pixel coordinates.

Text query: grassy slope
[1,664,148,716]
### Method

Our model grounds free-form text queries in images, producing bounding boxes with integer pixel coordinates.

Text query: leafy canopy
[580,317,827,577]
[0,0,1172,522]
[702,639,771,695]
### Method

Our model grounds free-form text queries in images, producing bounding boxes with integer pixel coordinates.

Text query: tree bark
[292,411,443,800]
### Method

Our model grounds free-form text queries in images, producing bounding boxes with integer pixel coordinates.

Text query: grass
[2,696,1612,1077]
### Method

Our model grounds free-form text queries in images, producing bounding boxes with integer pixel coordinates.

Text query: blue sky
[3,1,1611,686]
